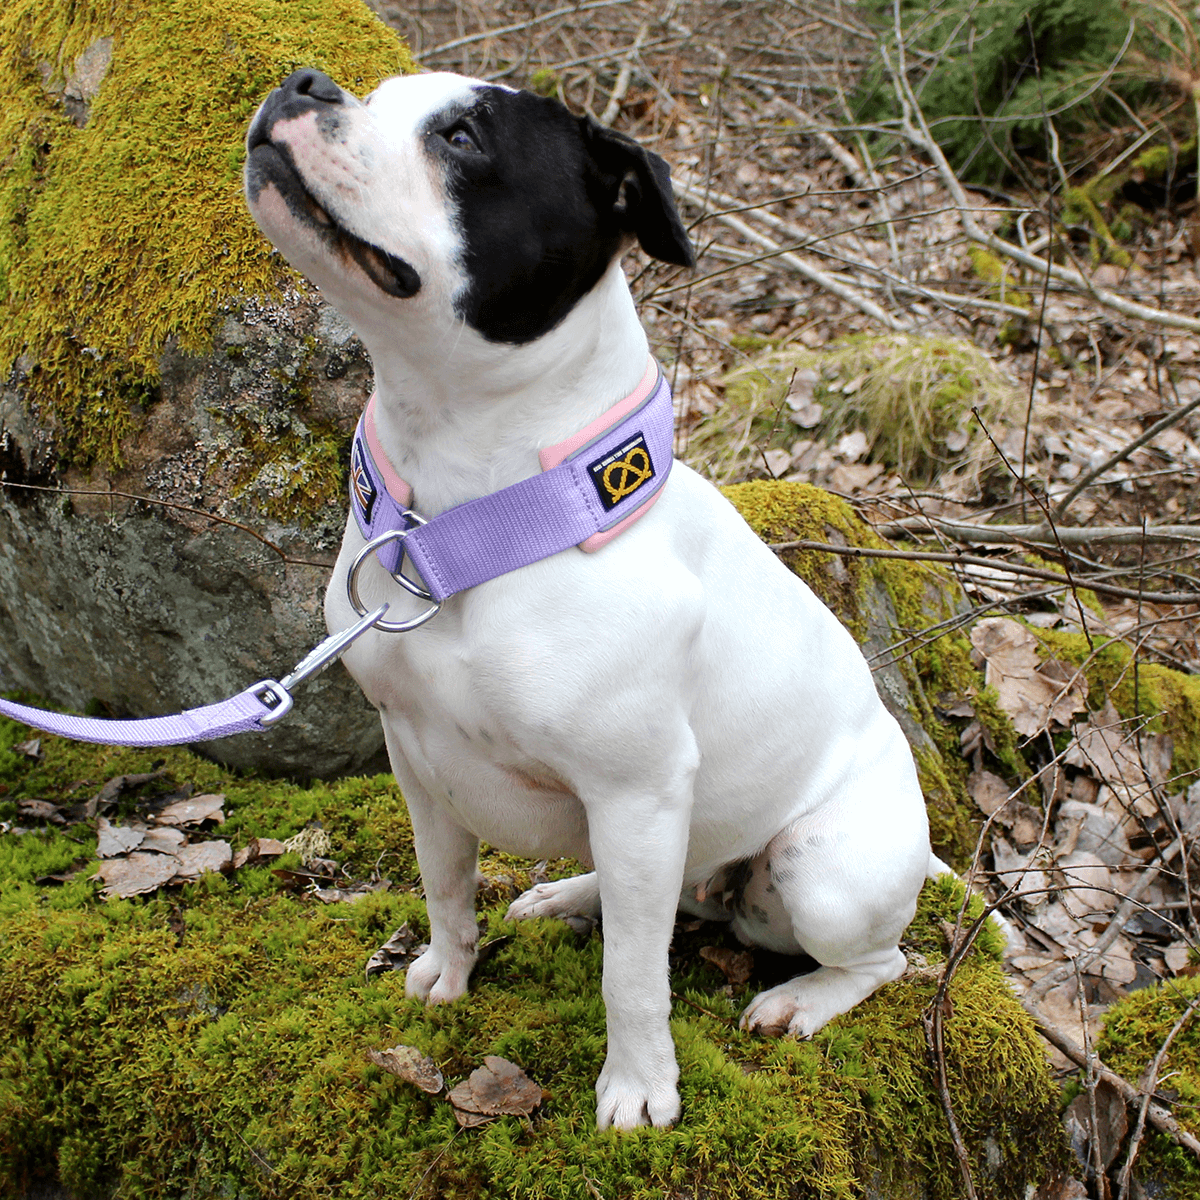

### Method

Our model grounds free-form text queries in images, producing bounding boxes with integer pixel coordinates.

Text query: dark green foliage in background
[855,0,1183,186]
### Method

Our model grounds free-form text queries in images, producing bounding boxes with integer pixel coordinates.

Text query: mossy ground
[1098,978,1200,1197]
[0,706,1063,1197]
[0,0,413,468]
[694,334,1020,486]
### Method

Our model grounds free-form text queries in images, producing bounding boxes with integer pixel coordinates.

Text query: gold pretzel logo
[602,447,653,503]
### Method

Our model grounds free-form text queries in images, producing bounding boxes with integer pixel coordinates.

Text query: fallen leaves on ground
[970,617,1088,737]
[446,1057,544,1127]
[365,922,429,980]
[155,794,226,827]
[366,1046,543,1129]
[367,1045,444,1093]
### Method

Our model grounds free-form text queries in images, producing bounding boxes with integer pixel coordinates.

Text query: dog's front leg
[389,752,481,1004]
[586,749,697,1131]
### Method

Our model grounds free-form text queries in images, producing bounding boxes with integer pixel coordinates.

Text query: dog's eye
[443,124,481,154]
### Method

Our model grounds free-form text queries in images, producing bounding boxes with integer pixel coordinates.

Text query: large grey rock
[0,282,389,778]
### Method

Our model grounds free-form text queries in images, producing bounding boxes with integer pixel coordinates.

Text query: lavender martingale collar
[348,356,675,603]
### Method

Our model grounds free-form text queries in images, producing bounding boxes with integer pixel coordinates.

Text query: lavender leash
[0,603,389,747]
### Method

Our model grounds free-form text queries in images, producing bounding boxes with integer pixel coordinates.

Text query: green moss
[702,334,1021,486]
[968,246,1031,310]
[1062,186,1132,268]
[0,703,1065,1197]
[1097,978,1200,1197]
[0,0,414,469]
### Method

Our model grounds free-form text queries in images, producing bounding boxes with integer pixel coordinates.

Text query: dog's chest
[341,604,594,859]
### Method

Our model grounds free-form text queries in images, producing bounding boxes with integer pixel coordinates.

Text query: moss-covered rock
[0,723,1066,1198]
[0,0,412,453]
[0,0,414,776]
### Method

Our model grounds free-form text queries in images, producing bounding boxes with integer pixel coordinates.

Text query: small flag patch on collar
[587,431,655,512]
[351,439,378,526]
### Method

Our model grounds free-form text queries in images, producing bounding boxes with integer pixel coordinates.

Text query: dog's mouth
[246,138,421,299]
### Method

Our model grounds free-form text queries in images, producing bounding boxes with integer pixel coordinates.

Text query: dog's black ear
[583,119,696,268]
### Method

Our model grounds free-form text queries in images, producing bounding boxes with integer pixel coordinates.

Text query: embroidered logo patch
[587,432,655,511]
[350,439,377,526]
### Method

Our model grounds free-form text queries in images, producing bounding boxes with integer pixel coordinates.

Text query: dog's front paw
[595,1052,681,1130]
[506,872,601,923]
[404,945,475,1005]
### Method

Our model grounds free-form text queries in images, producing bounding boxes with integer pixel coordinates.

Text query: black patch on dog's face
[423,87,693,344]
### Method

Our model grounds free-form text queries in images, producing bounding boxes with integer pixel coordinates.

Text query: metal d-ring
[347,524,443,633]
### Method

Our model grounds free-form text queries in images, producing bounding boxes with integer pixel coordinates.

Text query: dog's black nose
[280,69,343,106]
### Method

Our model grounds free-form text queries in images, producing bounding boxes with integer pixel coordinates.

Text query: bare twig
[766,538,1200,604]
[1054,392,1200,520]
[673,180,911,331]
[421,0,637,59]
[876,515,1200,549]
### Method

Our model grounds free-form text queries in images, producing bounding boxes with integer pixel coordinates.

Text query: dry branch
[1027,1002,1200,1162]
[673,180,910,330]
[767,539,1200,604]
[878,39,1200,334]
[877,517,1200,549]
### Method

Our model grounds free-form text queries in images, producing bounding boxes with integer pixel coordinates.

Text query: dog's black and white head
[244,69,693,348]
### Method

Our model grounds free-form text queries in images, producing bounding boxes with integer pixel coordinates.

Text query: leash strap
[0,603,390,746]
[0,685,288,747]
[350,359,674,599]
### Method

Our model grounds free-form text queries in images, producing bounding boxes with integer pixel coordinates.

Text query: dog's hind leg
[737,787,929,1039]
[506,872,601,922]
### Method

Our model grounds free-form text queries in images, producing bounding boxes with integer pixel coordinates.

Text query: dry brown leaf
[91,851,179,899]
[96,817,146,857]
[87,770,169,818]
[1064,1079,1128,1172]
[232,837,286,869]
[967,769,1011,815]
[446,1057,543,1123]
[699,945,755,986]
[1056,851,1113,916]
[1064,700,1171,817]
[17,799,65,824]
[139,826,187,854]
[170,841,232,882]
[969,617,1088,736]
[1165,942,1191,974]
[367,1045,444,1093]
[14,739,41,760]
[155,794,226,827]
[365,922,429,980]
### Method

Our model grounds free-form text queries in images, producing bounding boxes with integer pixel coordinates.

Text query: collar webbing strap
[349,359,674,601]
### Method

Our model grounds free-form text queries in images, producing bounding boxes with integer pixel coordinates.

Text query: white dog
[244,69,931,1131]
